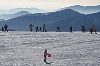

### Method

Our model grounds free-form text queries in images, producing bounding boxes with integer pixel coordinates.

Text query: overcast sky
[0,0,100,11]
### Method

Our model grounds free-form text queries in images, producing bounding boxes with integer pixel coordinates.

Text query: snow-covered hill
[0,32,100,66]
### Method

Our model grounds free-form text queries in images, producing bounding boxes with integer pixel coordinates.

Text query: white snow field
[0,32,100,66]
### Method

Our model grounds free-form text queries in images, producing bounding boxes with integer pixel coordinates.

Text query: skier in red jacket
[44,49,51,62]
[44,49,47,62]
[44,49,52,64]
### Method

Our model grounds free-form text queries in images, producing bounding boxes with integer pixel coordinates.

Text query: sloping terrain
[0,32,100,66]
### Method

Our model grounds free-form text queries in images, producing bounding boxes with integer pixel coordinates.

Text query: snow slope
[0,32,100,66]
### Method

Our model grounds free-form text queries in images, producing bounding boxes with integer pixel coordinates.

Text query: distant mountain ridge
[0,5,100,15]
[1,9,81,31]
[0,8,46,15]
[0,8,100,31]
[0,5,100,20]
[0,11,31,20]
[0,8,46,20]
[66,5,100,14]
[48,10,100,31]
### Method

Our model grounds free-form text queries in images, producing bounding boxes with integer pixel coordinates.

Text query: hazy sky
[0,0,100,11]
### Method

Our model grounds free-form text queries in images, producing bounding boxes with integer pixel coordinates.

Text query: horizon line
[0,4,100,11]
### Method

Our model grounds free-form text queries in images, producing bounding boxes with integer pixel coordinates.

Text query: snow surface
[0,31,100,66]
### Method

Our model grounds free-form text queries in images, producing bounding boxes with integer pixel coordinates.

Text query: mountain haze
[0,8,46,15]
[0,8,100,31]
[68,5,100,14]
[0,11,31,20]
[3,9,81,31]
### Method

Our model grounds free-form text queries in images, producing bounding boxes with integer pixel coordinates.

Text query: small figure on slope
[2,27,4,32]
[81,26,85,32]
[56,26,60,32]
[92,25,97,34]
[29,24,33,32]
[35,26,39,32]
[4,24,8,32]
[69,27,72,32]
[43,24,47,32]
[44,49,52,64]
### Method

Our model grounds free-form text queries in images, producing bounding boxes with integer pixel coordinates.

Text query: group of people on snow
[80,25,97,34]
[90,25,97,34]
[2,24,8,32]
[29,24,47,32]
[29,23,97,34]
[57,25,97,34]
[1,23,97,34]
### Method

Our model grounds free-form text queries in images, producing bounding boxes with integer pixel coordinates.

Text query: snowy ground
[0,31,100,66]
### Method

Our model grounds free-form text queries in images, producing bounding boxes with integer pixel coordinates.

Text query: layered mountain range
[0,5,100,31]
[66,5,100,14]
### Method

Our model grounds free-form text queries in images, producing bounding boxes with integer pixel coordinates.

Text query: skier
[83,26,85,32]
[81,26,85,32]
[35,26,39,32]
[92,25,97,34]
[29,24,33,32]
[39,27,42,32]
[43,24,47,32]
[4,24,8,32]
[44,49,51,64]
[56,26,60,32]
[2,27,4,32]
[80,26,83,32]
[44,49,47,62]
[90,28,92,34]
[69,27,72,32]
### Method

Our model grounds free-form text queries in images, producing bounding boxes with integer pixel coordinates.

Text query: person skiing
[90,28,93,34]
[43,24,47,32]
[92,25,97,34]
[81,26,85,32]
[4,24,8,32]
[29,24,33,32]
[69,27,72,32]
[44,49,51,63]
[56,26,60,32]
[35,26,39,32]
[39,27,42,32]
[83,26,85,32]
[44,49,47,62]
[80,26,83,32]
[2,27,4,32]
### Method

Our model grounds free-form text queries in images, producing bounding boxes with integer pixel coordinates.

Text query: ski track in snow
[0,31,100,66]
